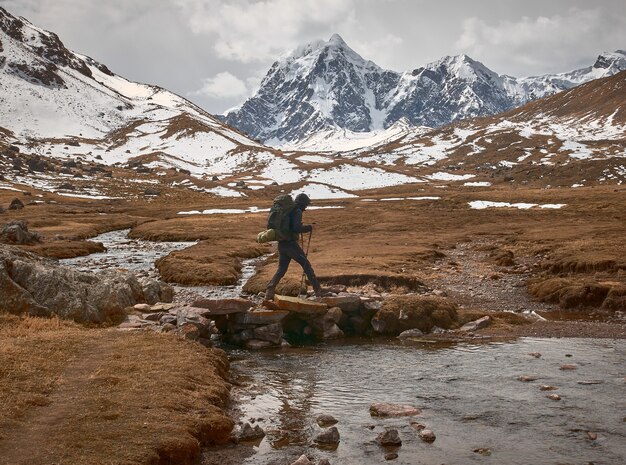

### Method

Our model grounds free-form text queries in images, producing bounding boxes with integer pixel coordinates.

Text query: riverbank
[0,313,233,465]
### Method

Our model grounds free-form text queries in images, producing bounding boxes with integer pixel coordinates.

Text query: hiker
[265,193,322,300]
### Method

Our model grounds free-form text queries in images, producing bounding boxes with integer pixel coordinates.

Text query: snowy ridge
[0,6,270,176]
[224,34,626,145]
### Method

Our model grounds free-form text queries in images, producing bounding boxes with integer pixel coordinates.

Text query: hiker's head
[294,193,311,209]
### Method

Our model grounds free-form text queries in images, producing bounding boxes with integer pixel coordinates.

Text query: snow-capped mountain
[223,34,626,145]
[0,6,272,178]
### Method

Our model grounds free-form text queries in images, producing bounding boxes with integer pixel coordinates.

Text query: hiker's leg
[288,242,321,293]
[267,244,292,290]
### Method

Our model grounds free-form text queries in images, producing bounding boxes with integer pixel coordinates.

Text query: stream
[63,229,626,465]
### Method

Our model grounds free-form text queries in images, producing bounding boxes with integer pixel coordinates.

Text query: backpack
[266,194,296,241]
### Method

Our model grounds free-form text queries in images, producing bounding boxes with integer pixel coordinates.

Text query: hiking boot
[265,286,276,301]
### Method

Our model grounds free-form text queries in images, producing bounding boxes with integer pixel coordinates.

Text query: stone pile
[0,244,173,323]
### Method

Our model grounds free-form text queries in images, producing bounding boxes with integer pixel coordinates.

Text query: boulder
[253,323,283,345]
[371,295,458,335]
[176,308,212,337]
[370,403,421,417]
[321,294,362,313]
[0,244,170,323]
[377,429,402,446]
[191,297,254,315]
[459,315,492,332]
[0,220,42,245]
[274,295,328,315]
[175,323,200,340]
[140,279,173,305]
[314,426,340,445]
[8,198,24,210]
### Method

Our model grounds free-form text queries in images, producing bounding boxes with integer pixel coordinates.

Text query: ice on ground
[308,164,420,191]
[464,181,492,187]
[178,205,343,215]
[57,193,119,200]
[206,186,246,197]
[360,196,441,202]
[427,172,475,181]
[469,201,566,210]
[291,183,357,200]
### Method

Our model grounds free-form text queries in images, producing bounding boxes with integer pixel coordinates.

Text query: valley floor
[1,179,625,464]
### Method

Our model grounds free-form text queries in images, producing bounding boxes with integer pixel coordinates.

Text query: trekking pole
[299,230,313,297]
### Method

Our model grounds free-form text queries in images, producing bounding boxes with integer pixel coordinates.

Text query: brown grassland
[1,175,625,463]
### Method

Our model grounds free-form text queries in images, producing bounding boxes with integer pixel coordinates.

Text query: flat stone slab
[370,402,421,417]
[190,298,254,315]
[274,295,328,315]
[234,309,290,325]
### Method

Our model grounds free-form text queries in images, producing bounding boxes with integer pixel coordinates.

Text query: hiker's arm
[292,209,312,233]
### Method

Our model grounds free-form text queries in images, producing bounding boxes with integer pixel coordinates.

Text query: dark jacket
[282,206,312,242]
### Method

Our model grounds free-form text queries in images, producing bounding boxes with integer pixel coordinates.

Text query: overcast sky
[2,0,625,113]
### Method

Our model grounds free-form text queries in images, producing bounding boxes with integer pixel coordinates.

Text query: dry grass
[0,313,233,465]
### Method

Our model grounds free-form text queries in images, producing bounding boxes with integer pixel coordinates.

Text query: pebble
[384,453,399,460]
[518,375,538,382]
[546,394,561,401]
[560,364,577,370]
[418,429,436,442]
[528,352,542,358]
[474,448,492,456]
[587,431,597,441]
[539,385,558,391]
[577,380,603,385]
[133,303,152,311]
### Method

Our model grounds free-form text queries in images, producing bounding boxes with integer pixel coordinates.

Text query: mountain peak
[328,33,347,46]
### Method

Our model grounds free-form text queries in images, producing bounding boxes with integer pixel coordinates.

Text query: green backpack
[266,194,296,241]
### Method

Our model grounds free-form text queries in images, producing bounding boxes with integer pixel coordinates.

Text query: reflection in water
[230,338,626,465]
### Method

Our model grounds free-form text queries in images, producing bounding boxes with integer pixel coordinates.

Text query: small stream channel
[63,229,626,465]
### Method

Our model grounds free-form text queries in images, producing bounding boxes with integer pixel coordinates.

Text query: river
[62,229,626,465]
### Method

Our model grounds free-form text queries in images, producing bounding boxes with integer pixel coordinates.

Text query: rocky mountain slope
[353,69,626,189]
[223,34,626,145]
[0,7,275,179]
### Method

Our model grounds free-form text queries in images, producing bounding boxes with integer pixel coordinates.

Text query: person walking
[265,193,322,300]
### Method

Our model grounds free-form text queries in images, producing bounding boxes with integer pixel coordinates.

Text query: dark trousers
[267,240,320,291]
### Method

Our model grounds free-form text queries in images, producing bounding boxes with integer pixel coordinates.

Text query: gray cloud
[2,0,625,113]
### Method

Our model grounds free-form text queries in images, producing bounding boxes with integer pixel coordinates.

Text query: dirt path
[432,239,553,314]
[0,331,120,465]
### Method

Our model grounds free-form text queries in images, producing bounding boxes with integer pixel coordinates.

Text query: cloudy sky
[2,0,625,113]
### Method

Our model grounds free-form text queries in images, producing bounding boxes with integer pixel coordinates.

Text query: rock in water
[238,422,265,441]
[370,403,420,417]
[316,413,338,427]
[397,328,424,339]
[459,315,492,332]
[290,455,313,465]
[377,429,402,446]
[314,426,340,445]
[418,429,436,442]
[274,295,328,315]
